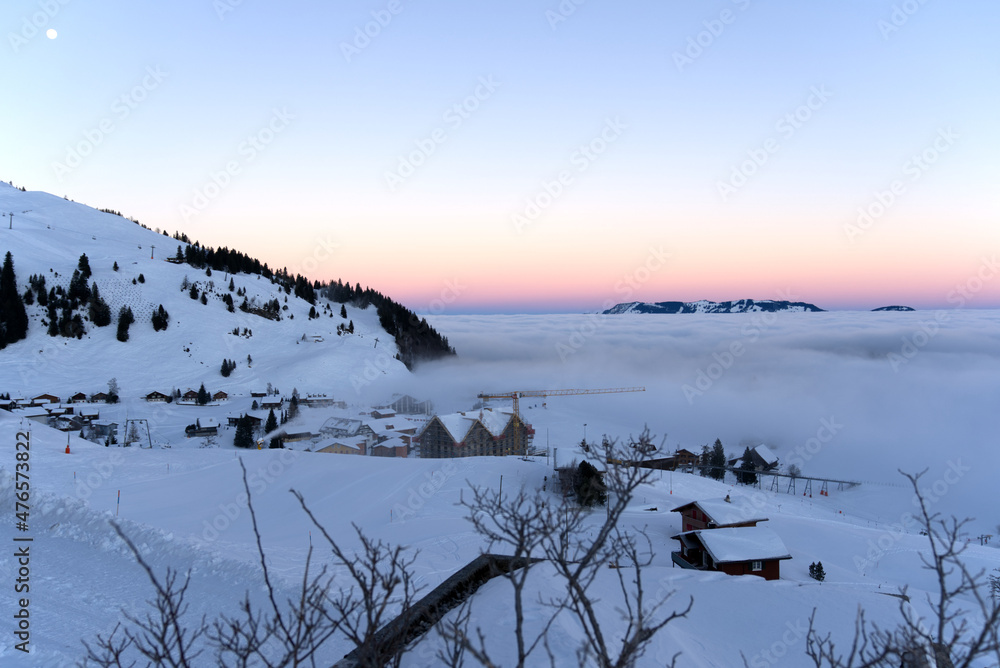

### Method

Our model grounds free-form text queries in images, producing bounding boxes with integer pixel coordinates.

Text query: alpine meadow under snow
[1,182,999,666]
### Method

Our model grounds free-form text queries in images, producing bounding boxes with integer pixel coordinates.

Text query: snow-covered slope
[2,411,996,666]
[603,299,826,314]
[0,181,408,400]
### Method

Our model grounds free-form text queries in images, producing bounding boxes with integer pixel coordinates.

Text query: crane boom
[476,387,645,456]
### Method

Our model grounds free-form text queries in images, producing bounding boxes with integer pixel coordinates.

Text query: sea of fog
[401,309,1000,534]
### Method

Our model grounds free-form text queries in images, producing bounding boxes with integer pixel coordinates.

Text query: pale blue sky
[2,1,998,312]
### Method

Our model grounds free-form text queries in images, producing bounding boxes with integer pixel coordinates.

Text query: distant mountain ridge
[602,299,825,315]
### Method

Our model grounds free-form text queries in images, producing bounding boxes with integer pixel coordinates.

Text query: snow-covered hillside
[0,181,408,402]
[1,411,997,666]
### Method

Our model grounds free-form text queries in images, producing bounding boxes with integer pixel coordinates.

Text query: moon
[46,28,57,39]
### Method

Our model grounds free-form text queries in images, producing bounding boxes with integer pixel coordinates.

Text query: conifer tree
[88,283,112,327]
[77,253,92,279]
[0,252,29,347]
[116,306,134,342]
[197,383,209,406]
[264,409,278,434]
[233,415,254,449]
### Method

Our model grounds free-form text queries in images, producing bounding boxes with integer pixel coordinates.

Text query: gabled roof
[675,527,791,564]
[753,444,778,466]
[425,409,514,443]
[671,498,768,527]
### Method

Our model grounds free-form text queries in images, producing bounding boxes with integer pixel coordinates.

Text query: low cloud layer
[396,310,1000,533]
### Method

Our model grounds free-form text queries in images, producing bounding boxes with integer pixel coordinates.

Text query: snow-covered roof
[436,414,474,442]
[478,408,512,437]
[672,498,768,527]
[753,444,778,466]
[680,527,791,564]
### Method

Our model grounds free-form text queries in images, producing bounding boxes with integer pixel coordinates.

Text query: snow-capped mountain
[602,299,825,315]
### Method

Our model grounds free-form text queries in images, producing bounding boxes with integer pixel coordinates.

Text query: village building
[31,393,60,406]
[91,392,109,403]
[69,392,88,403]
[671,526,791,581]
[314,439,365,456]
[644,448,702,471]
[145,391,170,402]
[181,389,200,402]
[390,394,434,416]
[416,408,534,459]
[728,444,780,472]
[671,497,768,532]
[185,418,219,438]
[212,390,229,402]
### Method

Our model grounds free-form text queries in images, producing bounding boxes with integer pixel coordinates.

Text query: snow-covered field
[3,409,998,666]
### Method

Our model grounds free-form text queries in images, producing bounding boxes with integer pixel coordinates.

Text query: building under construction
[416,408,534,458]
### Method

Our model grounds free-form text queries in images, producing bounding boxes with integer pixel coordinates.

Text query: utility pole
[150,245,155,260]
[8,210,31,230]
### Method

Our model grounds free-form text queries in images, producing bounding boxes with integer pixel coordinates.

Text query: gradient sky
[2,0,998,313]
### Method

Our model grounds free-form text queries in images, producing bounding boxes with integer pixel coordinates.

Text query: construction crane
[476,387,646,456]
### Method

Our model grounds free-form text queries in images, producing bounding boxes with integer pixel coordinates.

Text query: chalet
[671,497,768,532]
[371,409,396,419]
[260,398,283,410]
[416,408,534,459]
[182,390,200,402]
[90,421,118,441]
[671,527,791,581]
[321,417,375,441]
[69,392,88,403]
[145,391,170,402]
[301,394,335,407]
[644,448,702,471]
[76,408,100,423]
[31,393,60,406]
[315,439,364,456]
[371,436,408,458]
[728,444,780,472]
[212,390,229,401]
[91,392,109,403]
[251,391,268,398]
[52,416,85,432]
[185,418,219,438]
[0,399,16,411]
[227,413,263,429]
[391,394,434,416]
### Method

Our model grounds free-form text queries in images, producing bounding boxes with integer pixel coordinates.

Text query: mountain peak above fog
[601,299,825,315]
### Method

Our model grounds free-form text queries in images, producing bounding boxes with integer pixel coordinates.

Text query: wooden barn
[671,527,791,581]
[671,497,768,532]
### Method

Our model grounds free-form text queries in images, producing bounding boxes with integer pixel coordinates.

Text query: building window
[751,560,763,572]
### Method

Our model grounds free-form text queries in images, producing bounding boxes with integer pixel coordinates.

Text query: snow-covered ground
[3,409,997,666]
